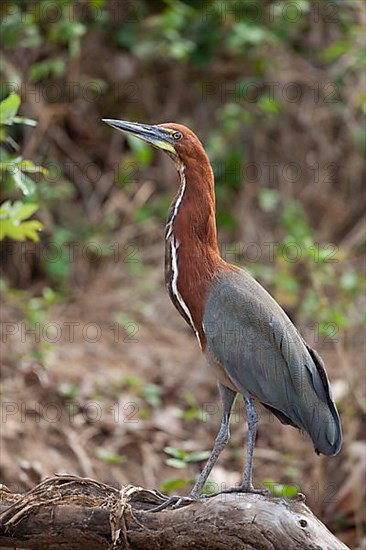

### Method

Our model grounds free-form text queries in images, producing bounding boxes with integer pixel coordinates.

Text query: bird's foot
[201,484,270,498]
[222,483,270,495]
[149,494,198,512]
[236,484,270,496]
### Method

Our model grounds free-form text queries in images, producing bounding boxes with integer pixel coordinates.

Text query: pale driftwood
[0,474,349,550]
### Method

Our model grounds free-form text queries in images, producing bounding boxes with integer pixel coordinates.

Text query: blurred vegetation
[1,0,364,333]
[0,0,366,352]
[0,0,364,450]
[0,92,44,241]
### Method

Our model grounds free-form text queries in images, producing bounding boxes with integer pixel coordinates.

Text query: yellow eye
[172,131,183,141]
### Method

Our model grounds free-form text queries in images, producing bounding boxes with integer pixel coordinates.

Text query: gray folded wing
[203,269,342,456]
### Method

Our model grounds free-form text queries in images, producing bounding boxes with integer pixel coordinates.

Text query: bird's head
[102,119,208,167]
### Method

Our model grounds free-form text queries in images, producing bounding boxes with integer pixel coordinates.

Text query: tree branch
[0,474,350,550]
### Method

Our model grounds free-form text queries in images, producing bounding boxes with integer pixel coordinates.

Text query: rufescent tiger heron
[103,119,342,510]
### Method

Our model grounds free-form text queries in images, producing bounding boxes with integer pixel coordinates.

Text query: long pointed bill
[102,119,176,154]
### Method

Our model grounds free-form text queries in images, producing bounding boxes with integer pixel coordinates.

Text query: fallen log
[0,474,350,549]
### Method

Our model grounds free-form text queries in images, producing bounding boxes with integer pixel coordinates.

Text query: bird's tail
[302,399,342,456]
[265,343,343,456]
[298,344,342,456]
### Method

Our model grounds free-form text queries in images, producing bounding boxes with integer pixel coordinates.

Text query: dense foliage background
[1,1,365,547]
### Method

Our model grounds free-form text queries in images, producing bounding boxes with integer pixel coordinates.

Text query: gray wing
[203,269,342,456]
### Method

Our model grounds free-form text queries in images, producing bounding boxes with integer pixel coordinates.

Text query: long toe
[241,486,270,496]
[211,485,270,496]
[198,491,222,499]
[149,495,197,512]
[172,496,198,509]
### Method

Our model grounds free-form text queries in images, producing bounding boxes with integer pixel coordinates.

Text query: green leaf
[12,203,39,221]
[0,201,11,217]
[0,200,42,242]
[95,447,126,464]
[13,116,37,127]
[0,219,42,242]
[163,446,210,467]
[164,446,185,459]
[0,93,21,125]
[165,458,187,469]
[185,450,210,462]
[12,170,36,195]
[18,160,47,174]
[0,156,22,171]
[20,220,43,241]
[264,480,299,498]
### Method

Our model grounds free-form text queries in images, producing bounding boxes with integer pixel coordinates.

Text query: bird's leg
[149,383,237,512]
[241,392,262,491]
[214,392,268,496]
[188,383,237,499]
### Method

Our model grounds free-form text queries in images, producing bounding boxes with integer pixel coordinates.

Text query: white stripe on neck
[166,162,202,349]
[170,236,201,348]
[166,163,186,240]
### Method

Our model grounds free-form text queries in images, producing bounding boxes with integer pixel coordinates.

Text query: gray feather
[203,269,342,456]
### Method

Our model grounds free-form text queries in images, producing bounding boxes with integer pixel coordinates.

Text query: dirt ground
[1,251,365,549]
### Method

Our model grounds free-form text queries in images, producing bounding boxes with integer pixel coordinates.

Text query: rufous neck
[164,155,235,350]
[169,158,219,256]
